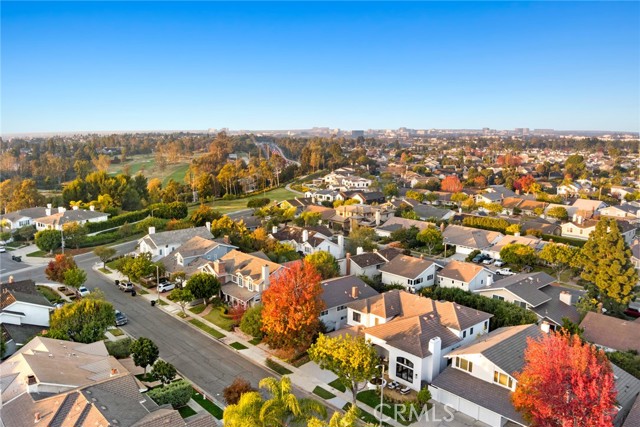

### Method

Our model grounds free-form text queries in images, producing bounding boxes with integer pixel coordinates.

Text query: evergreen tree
[578,217,637,305]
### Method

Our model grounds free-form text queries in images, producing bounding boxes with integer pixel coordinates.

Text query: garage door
[459,399,480,419]
[478,406,502,426]
[437,390,460,411]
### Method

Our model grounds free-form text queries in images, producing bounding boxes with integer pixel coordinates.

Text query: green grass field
[202,187,298,215]
[229,342,248,350]
[202,308,235,331]
[108,155,191,186]
[189,319,225,339]
[312,386,335,400]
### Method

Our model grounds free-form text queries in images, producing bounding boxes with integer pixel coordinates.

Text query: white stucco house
[345,290,492,391]
[138,225,214,260]
[269,225,345,259]
[379,255,438,292]
[158,235,237,277]
[442,225,504,256]
[437,260,494,292]
[34,205,109,231]
[319,275,379,332]
[345,247,403,279]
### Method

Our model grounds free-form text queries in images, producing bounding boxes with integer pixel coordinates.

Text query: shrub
[223,377,255,405]
[462,216,510,233]
[147,379,192,408]
[85,209,150,233]
[151,360,177,384]
[105,337,133,359]
[240,305,263,338]
[525,229,543,237]
[417,387,432,405]
[541,234,586,248]
[247,198,270,209]
[148,202,189,220]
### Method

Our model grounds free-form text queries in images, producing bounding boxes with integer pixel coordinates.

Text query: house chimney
[351,286,359,299]
[356,247,364,255]
[337,234,345,249]
[572,214,577,222]
[57,206,66,214]
[213,259,225,276]
[577,216,583,225]
[34,412,41,423]
[262,265,270,287]
[272,226,278,234]
[110,368,119,377]
[302,230,309,243]
[47,203,52,209]
[375,210,381,226]
[440,222,446,233]
[223,235,230,244]
[72,205,79,211]
[205,222,211,232]
[514,232,520,237]
[89,205,95,211]
[427,337,442,381]
[148,226,156,235]
[346,253,351,275]
[45,207,51,216]
[559,291,573,306]
[540,321,551,333]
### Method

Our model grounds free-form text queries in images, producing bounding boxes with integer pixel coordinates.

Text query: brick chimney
[351,286,359,299]
[223,235,230,244]
[110,368,119,377]
[213,260,225,276]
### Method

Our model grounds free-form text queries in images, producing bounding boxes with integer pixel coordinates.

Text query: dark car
[472,254,489,263]
[624,308,640,318]
[11,255,22,262]
[115,310,128,326]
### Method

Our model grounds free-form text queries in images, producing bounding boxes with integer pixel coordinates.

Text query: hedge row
[462,216,510,233]
[86,209,150,233]
[420,286,539,330]
[541,234,586,248]
[147,379,192,409]
[147,202,188,220]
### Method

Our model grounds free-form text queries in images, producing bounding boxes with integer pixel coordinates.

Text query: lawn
[99,267,111,274]
[157,298,168,306]
[188,303,206,315]
[188,319,225,339]
[198,187,298,215]
[342,403,391,427]
[312,386,335,400]
[178,405,197,418]
[202,308,235,331]
[229,342,248,350]
[163,163,190,186]
[534,266,575,284]
[37,286,62,304]
[110,328,125,337]
[328,378,347,393]
[248,336,262,346]
[265,358,293,375]
[26,250,48,257]
[192,389,223,419]
[357,390,415,426]
[108,154,193,187]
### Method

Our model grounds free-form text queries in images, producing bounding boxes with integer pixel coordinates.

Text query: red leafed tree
[440,175,463,193]
[45,254,78,283]
[514,175,536,193]
[512,332,617,427]
[496,153,522,166]
[261,260,325,351]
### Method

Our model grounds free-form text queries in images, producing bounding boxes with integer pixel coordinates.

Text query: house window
[427,274,433,281]
[463,330,467,338]
[494,371,513,388]
[246,280,253,292]
[232,275,238,284]
[456,357,473,373]
[352,312,361,323]
[470,327,474,334]
[493,295,505,301]
[337,305,347,311]
[237,274,244,287]
[484,321,488,331]
[516,301,527,309]
[396,357,414,382]
[320,310,329,316]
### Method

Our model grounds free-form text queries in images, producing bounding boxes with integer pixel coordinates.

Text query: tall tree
[417,227,443,255]
[578,217,637,305]
[305,251,340,280]
[63,267,87,288]
[93,246,117,268]
[62,222,87,249]
[440,175,463,193]
[185,272,220,305]
[130,337,159,374]
[35,229,62,253]
[48,295,115,343]
[308,334,379,405]
[170,288,194,315]
[512,332,617,427]
[261,261,325,351]
[499,243,537,268]
[345,225,377,255]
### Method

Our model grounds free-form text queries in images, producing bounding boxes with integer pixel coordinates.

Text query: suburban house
[430,324,640,427]
[571,198,608,216]
[350,191,386,205]
[375,216,433,238]
[600,204,640,220]
[611,186,637,200]
[475,272,583,329]
[580,312,640,353]
[322,168,372,190]
[0,207,49,231]
[34,205,109,231]
[557,182,585,196]
[486,234,547,260]
[278,197,316,214]
[345,247,403,279]
[305,189,341,203]
[329,204,394,231]
[442,224,504,255]
[520,218,561,236]
[319,275,379,332]
[1,279,53,357]
[269,225,345,258]
[199,250,284,307]
[632,238,640,270]
[159,236,237,276]
[138,225,214,259]
[412,204,455,221]
[437,260,494,292]
[0,337,211,427]
[475,185,516,204]
[560,218,636,244]
[345,290,493,390]
[300,205,337,223]
[379,255,438,292]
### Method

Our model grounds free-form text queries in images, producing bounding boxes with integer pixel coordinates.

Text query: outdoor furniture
[387,382,396,390]
[399,386,411,395]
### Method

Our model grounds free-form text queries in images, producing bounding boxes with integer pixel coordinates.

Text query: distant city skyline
[2,1,639,134]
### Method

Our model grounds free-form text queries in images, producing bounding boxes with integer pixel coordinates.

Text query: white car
[494,260,505,267]
[482,258,494,265]
[78,286,90,297]
[0,246,6,253]
[496,268,515,276]
[157,282,175,293]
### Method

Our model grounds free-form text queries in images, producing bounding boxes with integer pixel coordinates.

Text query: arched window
[396,357,414,382]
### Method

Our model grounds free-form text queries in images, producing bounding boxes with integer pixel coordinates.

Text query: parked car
[78,286,90,297]
[0,246,6,253]
[157,282,176,293]
[624,307,640,318]
[115,310,128,326]
[11,255,21,262]
[471,254,486,263]
[119,282,134,292]
[482,257,494,265]
[496,268,516,276]
[494,260,505,267]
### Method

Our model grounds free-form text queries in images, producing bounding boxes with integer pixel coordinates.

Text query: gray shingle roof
[531,284,583,326]
[580,312,640,353]
[379,255,434,279]
[478,272,554,307]
[141,226,213,249]
[320,275,379,309]
[350,252,386,268]
[431,367,526,425]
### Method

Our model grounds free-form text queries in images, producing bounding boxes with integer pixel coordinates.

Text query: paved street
[5,241,275,402]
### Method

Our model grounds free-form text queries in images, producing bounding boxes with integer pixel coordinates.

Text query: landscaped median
[188,318,225,339]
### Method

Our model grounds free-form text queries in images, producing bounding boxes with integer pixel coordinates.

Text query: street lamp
[376,364,385,427]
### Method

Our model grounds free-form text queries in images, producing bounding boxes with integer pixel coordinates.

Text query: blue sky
[2,1,639,133]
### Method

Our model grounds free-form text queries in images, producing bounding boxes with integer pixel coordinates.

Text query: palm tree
[223,376,326,427]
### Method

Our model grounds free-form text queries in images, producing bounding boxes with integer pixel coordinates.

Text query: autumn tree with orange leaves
[512,332,617,427]
[261,261,325,352]
[440,175,463,193]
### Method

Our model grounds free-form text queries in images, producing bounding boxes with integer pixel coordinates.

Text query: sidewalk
[93,265,479,427]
